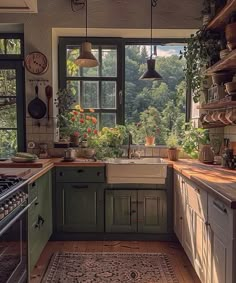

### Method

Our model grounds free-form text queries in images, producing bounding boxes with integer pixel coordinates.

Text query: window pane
[82,49,99,77]
[6,39,21,54]
[0,69,16,96]
[0,39,5,54]
[0,130,17,158]
[82,81,99,109]
[66,80,80,104]
[102,48,117,77]
[0,98,17,128]
[101,81,116,109]
[66,46,80,77]
[101,113,116,128]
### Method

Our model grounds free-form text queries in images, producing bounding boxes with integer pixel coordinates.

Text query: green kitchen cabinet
[56,183,104,232]
[28,170,52,272]
[105,189,167,233]
[105,190,137,233]
[137,190,167,233]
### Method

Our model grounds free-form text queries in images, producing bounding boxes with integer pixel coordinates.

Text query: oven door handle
[0,197,37,236]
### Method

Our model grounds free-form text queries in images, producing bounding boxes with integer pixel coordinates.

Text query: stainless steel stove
[0,177,36,283]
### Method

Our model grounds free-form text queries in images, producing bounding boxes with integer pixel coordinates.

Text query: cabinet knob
[35,201,39,206]
[77,169,84,173]
[97,172,101,176]
[131,210,136,214]
[59,172,64,177]
[32,182,36,187]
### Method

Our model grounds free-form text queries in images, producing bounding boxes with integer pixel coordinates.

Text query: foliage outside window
[0,35,24,158]
[59,40,186,146]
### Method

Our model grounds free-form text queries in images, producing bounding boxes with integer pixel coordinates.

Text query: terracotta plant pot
[145,136,155,146]
[70,135,80,147]
[225,22,236,50]
[167,148,179,161]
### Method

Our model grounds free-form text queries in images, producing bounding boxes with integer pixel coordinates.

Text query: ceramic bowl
[212,71,234,85]
[204,112,214,123]
[225,82,236,95]
[225,108,236,124]
[211,111,220,122]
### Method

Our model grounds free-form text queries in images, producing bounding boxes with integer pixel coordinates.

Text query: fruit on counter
[15,152,38,159]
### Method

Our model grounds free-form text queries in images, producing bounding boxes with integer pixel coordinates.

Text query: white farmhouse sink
[106,158,168,184]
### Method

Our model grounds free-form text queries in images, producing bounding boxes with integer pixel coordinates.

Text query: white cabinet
[173,172,184,244]
[173,171,236,283]
[207,195,236,283]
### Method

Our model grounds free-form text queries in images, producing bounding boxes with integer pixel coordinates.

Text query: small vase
[70,135,80,147]
[145,136,155,146]
[168,148,179,161]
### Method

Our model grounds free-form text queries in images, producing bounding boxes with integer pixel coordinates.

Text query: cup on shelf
[225,108,236,124]
[218,111,231,125]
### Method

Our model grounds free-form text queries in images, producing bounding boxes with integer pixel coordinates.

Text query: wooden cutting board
[0,159,51,168]
[0,168,31,178]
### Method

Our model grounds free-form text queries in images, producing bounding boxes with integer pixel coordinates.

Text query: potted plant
[68,104,98,147]
[181,123,209,159]
[166,133,179,161]
[136,106,160,146]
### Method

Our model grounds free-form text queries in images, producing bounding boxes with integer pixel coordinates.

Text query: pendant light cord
[151,0,158,59]
[86,0,88,40]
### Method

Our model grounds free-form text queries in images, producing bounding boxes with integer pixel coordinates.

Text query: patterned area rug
[42,252,179,283]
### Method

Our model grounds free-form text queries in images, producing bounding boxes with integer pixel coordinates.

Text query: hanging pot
[28,85,47,119]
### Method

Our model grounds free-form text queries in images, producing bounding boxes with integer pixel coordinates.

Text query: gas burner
[0,177,23,198]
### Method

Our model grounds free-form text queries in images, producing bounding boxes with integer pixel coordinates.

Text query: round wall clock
[25,51,49,75]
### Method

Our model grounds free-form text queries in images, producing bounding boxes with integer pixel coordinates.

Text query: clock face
[25,52,48,75]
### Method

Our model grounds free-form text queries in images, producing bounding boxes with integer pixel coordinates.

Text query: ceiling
[0,0,37,13]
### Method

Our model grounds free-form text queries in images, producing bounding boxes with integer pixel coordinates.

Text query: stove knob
[0,206,4,220]
[4,203,9,216]
[11,197,17,208]
[8,201,13,212]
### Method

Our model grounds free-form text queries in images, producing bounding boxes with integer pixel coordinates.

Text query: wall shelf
[198,98,236,110]
[205,49,236,74]
[206,0,236,30]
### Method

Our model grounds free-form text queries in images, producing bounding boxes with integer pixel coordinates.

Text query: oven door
[0,200,36,283]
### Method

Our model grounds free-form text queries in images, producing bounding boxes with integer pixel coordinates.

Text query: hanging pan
[28,85,47,119]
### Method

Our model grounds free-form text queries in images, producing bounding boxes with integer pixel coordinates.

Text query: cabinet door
[28,171,52,272]
[183,178,208,283]
[137,190,167,233]
[207,222,234,283]
[56,183,104,232]
[105,190,137,233]
[173,172,184,244]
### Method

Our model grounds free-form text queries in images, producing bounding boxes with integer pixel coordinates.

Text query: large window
[0,34,25,158]
[59,38,186,144]
[59,38,123,128]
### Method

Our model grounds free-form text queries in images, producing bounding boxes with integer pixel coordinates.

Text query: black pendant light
[75,0,99,68]
[139,0,162,80]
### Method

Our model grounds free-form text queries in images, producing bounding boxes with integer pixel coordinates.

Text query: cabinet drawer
[28,181,38,202]
[56,167,105,183]
[208,194,234,236]
[184,178,207,219]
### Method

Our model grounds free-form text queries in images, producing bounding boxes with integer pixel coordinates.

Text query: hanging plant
[180,28,221,102]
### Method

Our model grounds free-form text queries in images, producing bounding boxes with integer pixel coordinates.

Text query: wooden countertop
[170,159,236,209]
[2,157,236,209]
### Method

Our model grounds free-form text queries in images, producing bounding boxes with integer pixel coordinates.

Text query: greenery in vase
[181,123,209,158]
[166,133,179,149]
[135,106,160,138]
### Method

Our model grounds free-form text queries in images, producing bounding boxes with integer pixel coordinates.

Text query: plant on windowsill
[68,104,98,147]
[166,133,179,161]
[136,106,160,146]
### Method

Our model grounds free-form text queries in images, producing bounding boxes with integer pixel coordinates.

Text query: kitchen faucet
[127,132,133,159]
